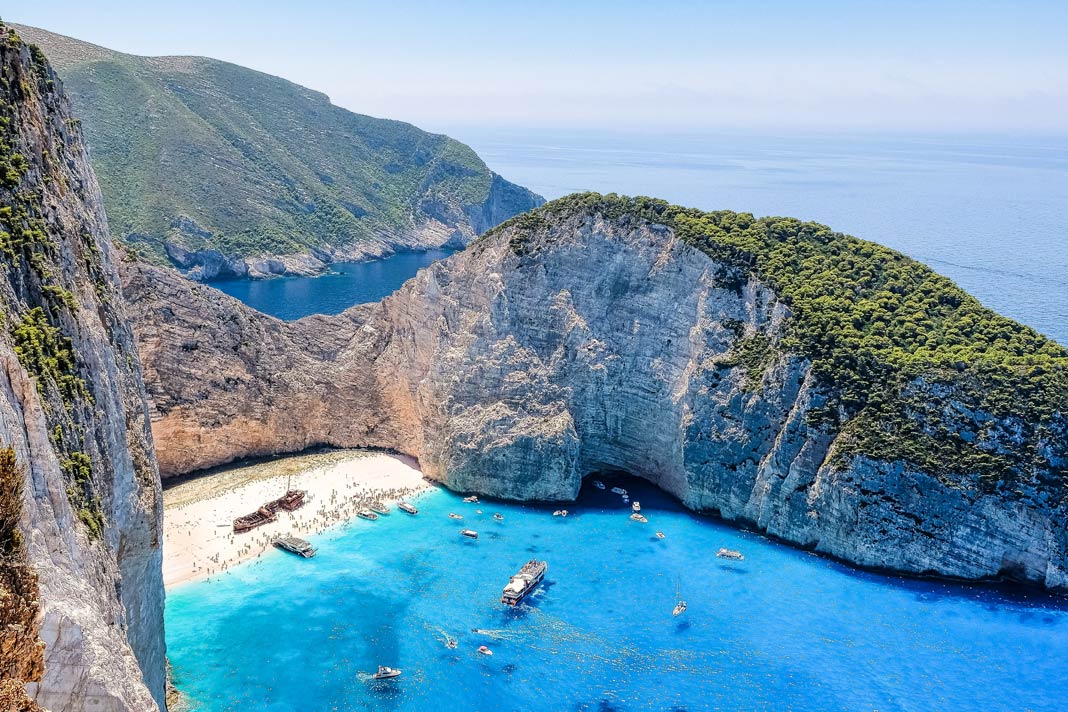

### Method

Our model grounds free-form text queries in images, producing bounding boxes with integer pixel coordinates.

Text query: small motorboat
[357,510,379,521]
[477,645,493,656]
[593,480,606,490]
[717,548,745,561]
[398,501,418,515]
[476,509,483,514]
[552,510,569,517]
[630,513,648,523]
[460,529,479,539]
[371,665,402,680]
[445,638,457,650]
[369,502,390,515]
[463,495,480,503]
[493,513,504,521]
[632,501,641,512]
[448,513,464,520]
[611,487,627,495]
[655,531,666,539]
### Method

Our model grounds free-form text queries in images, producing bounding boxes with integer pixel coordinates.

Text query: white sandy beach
[162,450,430,588]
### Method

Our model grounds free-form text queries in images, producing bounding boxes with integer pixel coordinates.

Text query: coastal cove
[208,249,455,320]
[164,455,1068,712]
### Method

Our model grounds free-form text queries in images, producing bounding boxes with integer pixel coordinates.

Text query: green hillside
[15,23,542,276]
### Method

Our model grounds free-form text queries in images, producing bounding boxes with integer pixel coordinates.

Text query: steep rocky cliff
[124,194,1068,592]
[0,26,164,710]
[14,23,544,280]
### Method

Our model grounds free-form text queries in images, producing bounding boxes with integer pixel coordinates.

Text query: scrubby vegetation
[17,24,520,266]
[493,193,1068,494]
[0,23,104,539]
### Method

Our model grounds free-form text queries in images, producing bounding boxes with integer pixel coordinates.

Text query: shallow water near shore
[165,476,1068,711]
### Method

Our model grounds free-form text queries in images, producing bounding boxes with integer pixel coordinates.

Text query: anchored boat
[460,529,479,539]
[357,510,379,521]
[501,559,548,606]
[611,487,627,495]
[273,535,316,558]
[593,479,606,490]
[463,495,480,503]
[632,501,641,512]
[717,548,745,560]
[493,513,504,521]
[672,578,687,616]
[630,512,648,523]
[448,513,464,520]
[398,501,418,515]
[370,502,390,515]
[371,665,402,680]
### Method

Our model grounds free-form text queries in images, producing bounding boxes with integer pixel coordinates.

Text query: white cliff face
[0,29,164,710]
[125,204,1068,592]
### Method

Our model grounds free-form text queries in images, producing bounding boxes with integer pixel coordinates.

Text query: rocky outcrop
[0,26,164,710]
[123,198,1068,592]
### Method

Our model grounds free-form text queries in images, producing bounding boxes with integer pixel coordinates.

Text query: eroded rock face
[0,28,164,711]
[123,205,1068,592]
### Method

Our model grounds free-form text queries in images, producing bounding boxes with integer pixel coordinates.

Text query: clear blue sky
[6,0,1067,134]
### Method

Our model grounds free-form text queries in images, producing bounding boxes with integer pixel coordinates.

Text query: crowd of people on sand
[164,468,428,584]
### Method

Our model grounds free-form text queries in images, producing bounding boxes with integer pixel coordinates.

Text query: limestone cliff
[124,195,1068,592]
[0,26,164,710]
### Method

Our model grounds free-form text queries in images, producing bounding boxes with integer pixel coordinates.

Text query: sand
[162,449,431,588]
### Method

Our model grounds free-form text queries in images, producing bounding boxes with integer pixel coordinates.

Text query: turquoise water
[166,477,1068,711]
[210,249,453,320]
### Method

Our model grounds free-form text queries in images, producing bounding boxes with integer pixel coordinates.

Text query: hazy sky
[7,0,1068,135]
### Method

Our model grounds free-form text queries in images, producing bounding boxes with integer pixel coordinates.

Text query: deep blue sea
[211,249,453,321]
[167,478,1068,711]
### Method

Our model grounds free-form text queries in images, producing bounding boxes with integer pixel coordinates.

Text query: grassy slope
[14,24,516,264]
[494,193,1068,498]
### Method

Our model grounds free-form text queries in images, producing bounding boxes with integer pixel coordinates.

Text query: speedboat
[655,531,666,539]
[630,513,648,523]
[632,501,641,512]
[477,645,493,656]
[371,665,402,680]
[552,510,569,517]
[460,529,479,539]
[493,513,504,521]
[611,487,626,495]
[673,600,688,616]
[463,495,480,503]
[448,513,464,520]
[357,510,379,521]
[593,480,606,490]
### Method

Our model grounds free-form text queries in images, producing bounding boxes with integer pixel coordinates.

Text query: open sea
[215,131,1068,346]
[166,478,1068,712]
[170,132,1068,710]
